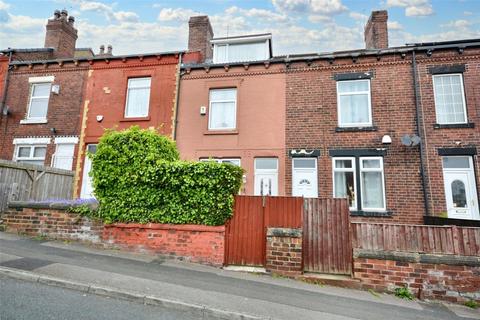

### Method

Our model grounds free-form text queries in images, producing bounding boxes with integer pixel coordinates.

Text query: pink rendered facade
[176,63,286,195]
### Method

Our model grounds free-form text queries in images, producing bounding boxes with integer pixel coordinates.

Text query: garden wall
[2,201,225,266]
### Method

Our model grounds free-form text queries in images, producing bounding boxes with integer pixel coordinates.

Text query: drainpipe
[172,52,183,140]
[0,50,13,119]
[411,50,430,217]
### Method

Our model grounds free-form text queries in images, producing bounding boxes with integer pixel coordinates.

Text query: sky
[0,0,479,56]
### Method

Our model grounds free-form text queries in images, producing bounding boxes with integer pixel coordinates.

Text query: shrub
[394,286,414,300]
[91,127,243,226]
[464,300,478,309]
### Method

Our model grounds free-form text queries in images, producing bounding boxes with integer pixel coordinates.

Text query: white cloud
[386,0,434,17]
[308,14,333,23]
[349,12,368,22]
[272,0,347,15]
[158,8,202,22]
[76,0,139,23]
[0,0,10,10]
[442,19,471,29]
[388,21,403,30]
[226,6,287,23]
[463,11,473,16]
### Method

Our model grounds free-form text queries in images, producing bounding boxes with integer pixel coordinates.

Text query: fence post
[451,225,460,255]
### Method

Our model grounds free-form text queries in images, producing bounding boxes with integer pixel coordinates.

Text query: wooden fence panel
[0,160,74,212]
[352,222,480,256]
[303,198,352,275]
[264,196,303,228]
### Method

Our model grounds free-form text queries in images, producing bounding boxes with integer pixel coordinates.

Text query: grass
[464,300,478,309]
[394,286,415,300]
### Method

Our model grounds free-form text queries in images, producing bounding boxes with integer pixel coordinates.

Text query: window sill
[120,116,151,122]
[20,119,47,124]
[350,210,392,217]
[335,126,377,132]
[204,130,239,135]
[433,123,474,129]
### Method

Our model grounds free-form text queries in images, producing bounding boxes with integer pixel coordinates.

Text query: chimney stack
[188,16,213,62]
[364,10,388,49]
[44,9,78,58]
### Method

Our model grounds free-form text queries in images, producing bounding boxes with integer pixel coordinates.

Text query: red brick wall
[364,10,388,49]
[354,258,480,304]
[286,54,425,223]
[0,62,88,169]
[265,228,303,277]
[3,206,103,243]
[415,48,480,217]
[103,223,225,266]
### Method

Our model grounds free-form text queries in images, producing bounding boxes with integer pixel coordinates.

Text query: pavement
[0,231,479,320]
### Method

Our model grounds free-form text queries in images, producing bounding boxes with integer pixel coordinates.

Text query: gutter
[0,50,12,119]
[172,52,182,140]
[411,50,430,217]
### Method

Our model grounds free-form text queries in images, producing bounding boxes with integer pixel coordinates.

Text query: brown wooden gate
[225,195,303,267]
[303,198,352,275]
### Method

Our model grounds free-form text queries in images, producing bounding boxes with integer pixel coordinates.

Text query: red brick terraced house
[177,16,287,196]
[0,10,91,172]
[285,11,480,225]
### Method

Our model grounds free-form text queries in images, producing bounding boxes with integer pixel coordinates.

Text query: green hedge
[91,126,243,226]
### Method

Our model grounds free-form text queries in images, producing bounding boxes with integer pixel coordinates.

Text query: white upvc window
[359,157,386,211]
[213,41,269,63]
[432,74,467,124]
[14,145,47,166]
[125,77,151,118]
[208,88,237,130]
[332,157,357,210]
[200,158,241,166]
[337,79,372,127]
[25,82,52,122]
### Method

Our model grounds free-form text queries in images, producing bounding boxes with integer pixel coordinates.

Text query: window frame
[432,73,467,125]
[359,156,386,212]
[26,82,52,121]
[336,79,372,127]
[124,77,152,118]
[254,157,278,172]
[208,88,237,131]
[200,158,241,166]
[332,157,357,210]
[14,144,47,165]
[212,39,270,63]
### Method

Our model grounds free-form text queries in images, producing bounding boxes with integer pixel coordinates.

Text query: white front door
[80,144,97,199]
[254,158,278,196]
[443,156,479,220]
[52,143,75,170]
[292,158,318,198]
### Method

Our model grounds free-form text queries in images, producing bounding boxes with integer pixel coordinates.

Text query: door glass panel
[255,158,277,170]
[451,180,467,208]
[443,156,470,169]
[293,158,316,169]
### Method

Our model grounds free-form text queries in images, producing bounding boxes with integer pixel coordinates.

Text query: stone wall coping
[354,249,480,267]
[105,223,225,233]
[267,227,302,238]
[8,200,98,211]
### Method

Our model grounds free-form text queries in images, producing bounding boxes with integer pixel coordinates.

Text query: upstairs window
[125,77,151,118]
[15,145,47,166]
[337,80,372,127]
[212,34,271,63]
[433,74,467,124]
[209,88,237,130]
[27,82,51,120]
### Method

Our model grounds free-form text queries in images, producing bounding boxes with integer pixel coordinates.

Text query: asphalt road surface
[0,276,200,320]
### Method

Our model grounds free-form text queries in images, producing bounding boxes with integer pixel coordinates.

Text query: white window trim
[13,145,47,164]
[432,73,468,125]
[25,82,52,122]
[13,137,51,145]
[29,76,54,83]
[124,77,152,118]
[54,136,79,144]
[20,119,48,124]
[442,156,473,172]
[332,157,357,210]
[208,88,237,131]
[213,40,269,64]
[336,79,372,127]
[359,156,386,211]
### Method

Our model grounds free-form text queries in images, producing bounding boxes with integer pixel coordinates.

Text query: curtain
[126,87,150,117]
[361,171,384,209]
[210,101,235,129]
[228,42,266,62]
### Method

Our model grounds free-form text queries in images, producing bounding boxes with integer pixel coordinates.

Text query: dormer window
[212,34,272,64]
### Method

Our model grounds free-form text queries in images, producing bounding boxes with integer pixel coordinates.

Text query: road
[0,276,199,320]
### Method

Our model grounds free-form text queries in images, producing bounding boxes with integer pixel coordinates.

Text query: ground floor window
[332,156,385,211]
[199,158,241,166]
[14,145,47,165]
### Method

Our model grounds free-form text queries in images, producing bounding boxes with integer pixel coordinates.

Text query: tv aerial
[401,134,421,147]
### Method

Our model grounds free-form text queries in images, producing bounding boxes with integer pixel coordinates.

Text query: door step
[300,273,362,289]
[223,265,267,274]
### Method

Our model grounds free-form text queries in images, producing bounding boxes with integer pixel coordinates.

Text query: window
[333,158,356,210]
[212,35,271,63]
[209,88,237,130]
[433,74,467,124]
[125,77,151,118]
[332,156,386,211]
[27,82,51,120]
[200,158,241,166]
[337,80,372,127]
[14,145,47,165]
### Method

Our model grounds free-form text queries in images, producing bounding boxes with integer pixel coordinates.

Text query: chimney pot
[188,16,214,62]
[99,45,105,55]
[68,16,75,24]
[54,10,61,19]
[45,9,78,58]
[364,10,389,49]
[61,9,68,19]
[107,45,112,54]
